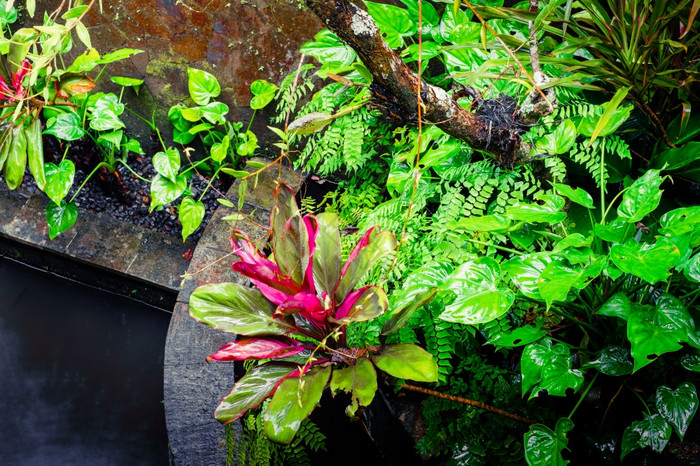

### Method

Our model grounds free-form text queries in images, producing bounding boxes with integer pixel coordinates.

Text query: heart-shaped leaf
[610,239,680,284]
[584,346,633,376]
[44,159,75,205]
[440,258,514,325]
[189,282,296,336]
[250,79,279,110]
[621,414,672,460]
[215,362,300,424]
[263,366,331,444]
[179,196,205,242]
[656,383,698,440]
[524,418,574,466]
[152,147,181,180]
[150,173,187,211]
[617,169,664,223]
[503,254,552,300]
[521,338,583,399]
[372,344,438,382]
[46,199,78,240]
[507,194,566,224]
[43,110,85,140]
[188,67,220,105]
[551,183,594,209]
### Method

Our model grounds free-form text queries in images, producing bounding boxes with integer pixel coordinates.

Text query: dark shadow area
[0,255,170,466]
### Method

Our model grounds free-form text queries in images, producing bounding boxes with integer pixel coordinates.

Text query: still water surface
[0,256,170,465]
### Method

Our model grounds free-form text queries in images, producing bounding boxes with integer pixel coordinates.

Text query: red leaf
[275,292,327,327]
[207,336,309,362]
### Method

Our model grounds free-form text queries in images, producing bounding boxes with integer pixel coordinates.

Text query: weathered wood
[305,0,533,166]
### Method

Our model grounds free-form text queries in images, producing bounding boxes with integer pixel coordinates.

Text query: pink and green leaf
[207,336,311,362]
[331,286,388,324]
[214,362,302,424]
[313,212,342,295]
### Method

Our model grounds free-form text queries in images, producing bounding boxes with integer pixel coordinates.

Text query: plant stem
[400,383,535,425]
[70,161,110,203]
[627,384,651,415]
[198,165,223,202]
[118,160,151,182]
[568,372,599,419]
[245,109,257,133]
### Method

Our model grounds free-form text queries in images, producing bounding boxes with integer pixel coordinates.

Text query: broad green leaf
[179,196,205,242]
[237,130,258,156]
[96,130,123,148]
[521,338,583,399]
[150,173,187,211]
[610,239,680,284]
[4,124,26,190]
[597,293,636,320]
[617,169,664,223]
[584,346,633,376]
[335,230,397,302]
[685,253,700,282]
[89,93,125,131]
[372,344,439,382]
[276,213,309,283]
[454,214,511,232]
[488,324,546,349]
[502,254,551,300]
[210,135,230,163]
[577,102,631,138]
[507,194,566,224]
[189,282,296,335]
[365,1,413,48]
[46,199,78,240]
[628,295,697,372]
[660,206,700,246]
[594,217,635,244]
[538,257,604,308]
[201,101,229,124]
[215,362,299,424]
[330,358,377,416]
[44,159,75,205]
[250,79,278,110]
[300,29,357,67]
[553,233,593,253]
[540,119,576,155]
[656,383,698,440]
[110,76,144,88]
[43,111,85,141]
[440,258,514,325]
[382,261,452,335]
[524,418,574,466]
[97,48,143,65]
[313,212,342,295]
[263,366,331,444]
[65,47,101,73]
[551,183,594,209]
[188,67,221,105]
[621,414,672,460]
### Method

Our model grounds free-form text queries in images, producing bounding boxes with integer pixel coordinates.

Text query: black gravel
[19,135,229,244]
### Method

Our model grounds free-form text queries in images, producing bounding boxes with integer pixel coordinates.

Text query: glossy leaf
[46,199,78,240]
[276,214,310,284]
[372,344,438,382]
[153,148,181,180]
[150,173,187,211]
[215,362,299,424]
[210,135,229,163]
[502,254,551,300]
[270,183,301,260]
[382,261,452,335]
[440,258,514,325]
[330,358,377,416]
[300,29,357,68]
[597,293,635,320]
[584,346,633,376]
[659,206,700,243]
[538,258,604,309]
[656,383,698,440]
[188,67,220,105]
[610,239,679,284]
[331,286,388,324]
[685,254,700,283]
[621,414,672,460]
[524,418,574,466]
[179,196,205,242]
[507,194,566,224]
[201,101,229,124]
[586,87,630,147]
[488,324,547,349]
[335,229,397,303]
[312,212,341,295]
[4,124,26,190]
[552,119,577,154]
[651,141,700,171]
[454,214,511,232]
[263,366,331,444]
[551,183,594,209]
[681,353,700,372]
[617,169,664,223]
[521,338,583,399]
[26,118,45,190]
[250,79,278,110]
[189,282,296,336]
[44,159,75,205]
[88,93,125,131]
[627,295,697,372]
[207,336,308,362]
[365,1,414,48]
[594,217,635,244]
[43,111,85,141]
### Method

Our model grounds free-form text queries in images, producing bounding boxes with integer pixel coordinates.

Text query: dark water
[0,256,170,466]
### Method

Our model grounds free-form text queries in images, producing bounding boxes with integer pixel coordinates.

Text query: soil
[21,135,229,244]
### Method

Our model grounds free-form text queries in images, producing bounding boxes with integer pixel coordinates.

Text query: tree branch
[305,0,533,167]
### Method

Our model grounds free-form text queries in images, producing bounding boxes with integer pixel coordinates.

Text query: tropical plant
[188,181,438,443]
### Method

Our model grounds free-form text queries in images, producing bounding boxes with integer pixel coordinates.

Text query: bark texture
[306,0,531,166]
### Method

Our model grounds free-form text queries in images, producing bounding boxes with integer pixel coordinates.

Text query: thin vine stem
[568,372,599,419]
